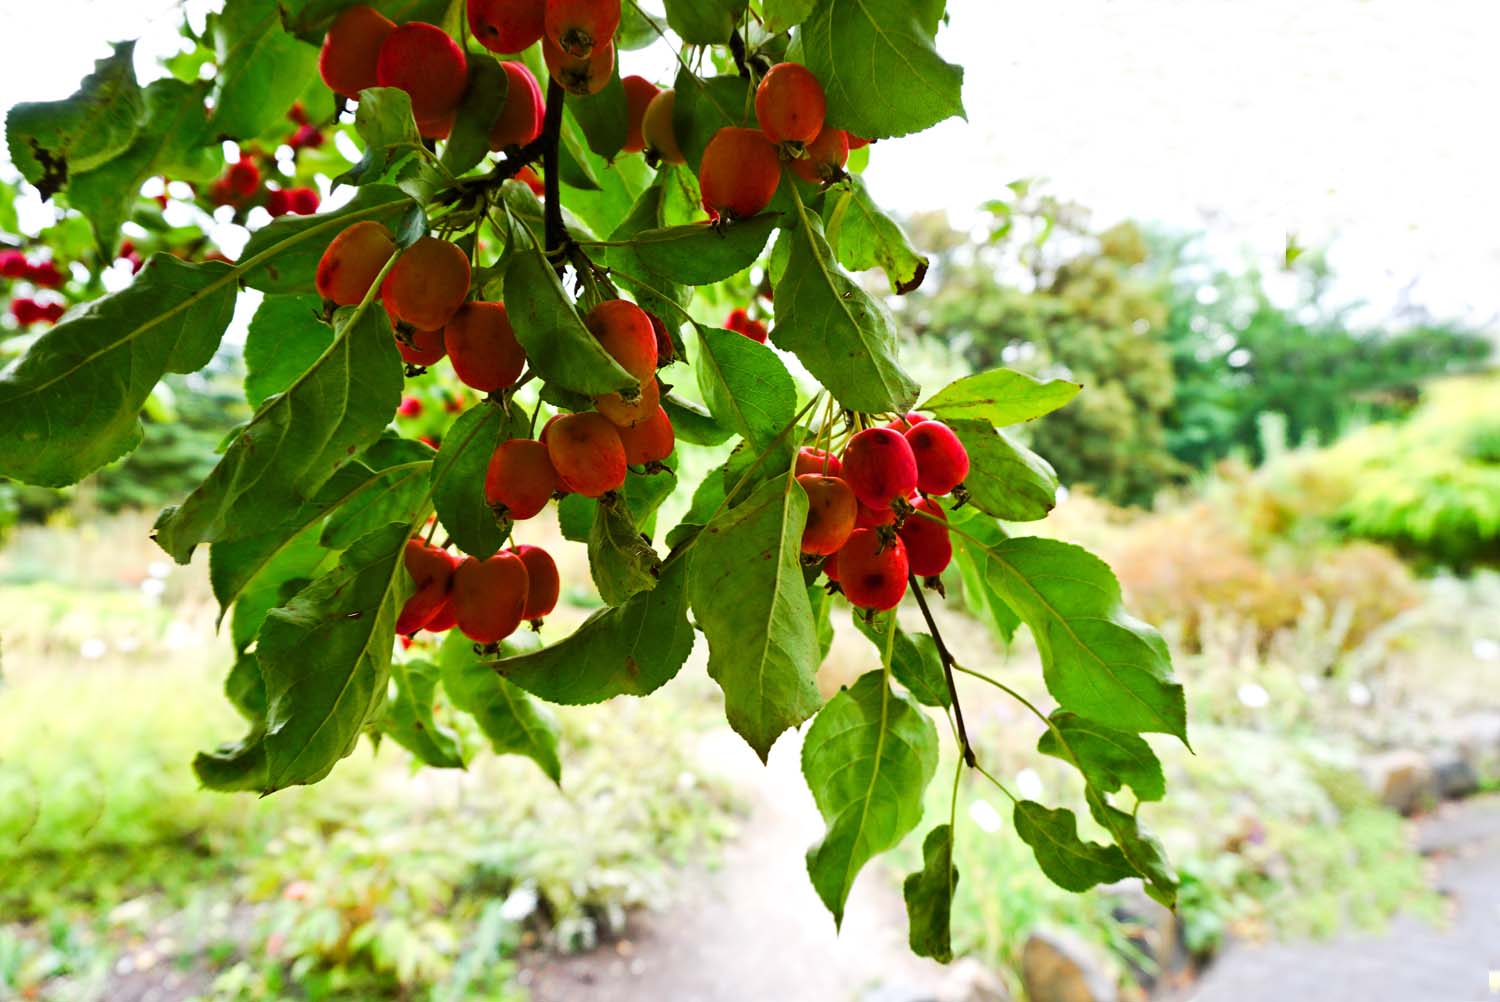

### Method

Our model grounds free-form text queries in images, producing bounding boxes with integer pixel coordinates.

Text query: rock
[937,957,1013,1002]
[1363,749,1435,814]
[1107,885,1184,989]
[1021,928,1118,1002]
[1430,748,1479,800]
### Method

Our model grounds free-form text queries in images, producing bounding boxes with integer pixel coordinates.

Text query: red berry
[595,375,660,428]
[898,497,952,576]
[641,89,684,165]
[444,301,526,392]
[417,108,457,140]
[855,500,896,529]
[397,327,447,366]
[489,61,545,149]
[546,412,627,497]
[905,420,969,495]
[796,446,841,478]
[290,124,324,150]
[288,187,320,215]
[396,539,460,634]
[725,308,768,343]
[485,439,559,519]
[615,403,674,465]
[24,260,64,289]
[424,597,458,633]
[511,544,560,621]
[754,63,825,145]
[451,552,530,644]
[543,36,614,96]
[824,550,841,583]
[700,127,780,221]
[585,299,657,382]
[797,474,857,556]
[621,75,659,153]
[846,134,871,150]
[791,126,848,184]
[266,188,292,217]
[544,0,620,58]
[317,221,396,305]
[319,4,395,97]
[376,22,468,122]
[838,530,909,610]
[383,236,471,330]
[9,297,42,325]
[288,102,309,125]
[0,250,29,277]
[469,0,546,53]
[886,411,928,434]
[37,301,66,324]
[226,157,260,197]
[397,395,423,417]
[516,165,546,197]
[841,427,918,509]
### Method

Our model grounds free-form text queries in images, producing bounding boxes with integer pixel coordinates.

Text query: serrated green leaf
[153,303,405,563]
[948,418,1058,522]
[804,669,939,926]
[904,824,958,963]
[691,475,821,761]
[68,78,215,254]
[772,194,917,414]
[823,175,928,294]
[663,0,748,43]
[1086,790,1178,907]
[6,42,142,199]
[946,506,1020,646]
[432,402,509,560]
[239,184,415,294]
[671,68,752,171]
[631,214,778,285]
[440,636,563,783]
[0,255,236,487]
[194,725,269,792]
[502,217,638,395]
[568,62,628,160]
[488,555,695,703]
[441,58,508,177]
[763,0,817,31]
[1038,711,1165,803]
[695,326,798,451]
[797,0,964,140]
[589,494,662,605]
[319,437,434,547]
[851,613,949,708]
[1013,800,1135,892]
[244,294,332,406]
[260,522,413,790]
[385,659,465,768]
[663,393,732,446]
[208,0,320,139]
[979,537,1186,740]
[920,368,1082,427]
[335,87,423,187]
[228,531,326,653]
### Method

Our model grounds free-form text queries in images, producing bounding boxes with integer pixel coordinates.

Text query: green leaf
[208,0,320,139]
[1013,801,1134,892]
[260,522,413,790]
[797,0,964,140]
[489,555,696,703]
[384,660,465,768]
[335,87,423,187]
[695,326,798,451]
[671,68,751,171]
[589,494,662,605]
[568,63,628,160]
[432,402,509,560]
[663,0,748,43]
[947,507,1020,646]
[772,196,918,414]
[502,217,638,395]
[1038,711,1166,803]
[763,0,818,31]
[920,369,1082,427]
[851,613,949,708]
[663,394,733,446]
[948,419,1059,522]
[823,176,928,295]
[440,636,563,783]
[239,184,415,294]
[319,438,434,547]
[153,303,405,563]
[617,3,667,48]
[690,476,821,761]
[227,529,327,652]
[604,176,691,325]
[1087,790,1178,907]
[978,537,1187,741]
[810,583,834,660]
[6,42,142,199]
[903,824,958,963]
[194,725,269,792]
[441,58,508,177]
[631,214,779,285]
[68,78,215,254]
[244,294,332,406]
[226,652,268,719]
[803,669,939,926]
[0,255,236,487]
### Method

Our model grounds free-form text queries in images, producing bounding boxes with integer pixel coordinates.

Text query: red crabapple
[585,299,657,382]
[319,4,395,97]
[621,75,659,153]
[545,0,620,58]
[396,539,459,634]
[451,552,530,644]
[376,22,468,121]
[905,420,969,495]
[898,497,952,576]
[838,529,909,610]
[485,439,559,519]
[797,474,857,556]
[841,426,918,509]
[641,89,684,164]
[489,61,545,149]
[791,126,849,184]
[468,0,546,53]
[443,302,526,392]
[546,412,627,497]
[754,63,825,145]
[382,236,471,330]
[699,127,780,221]
[796,447,841,478]
[615,404,674,465]
[725,308,768,343]
[397,327,447,367]
[511,544,560,621]
[543,36,614,96]
[595,376,660,428]
[316,221,396,305]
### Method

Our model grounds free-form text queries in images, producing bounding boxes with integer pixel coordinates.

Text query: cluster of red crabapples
[802,415,971,612]
[315,217,674,648]
[1,249,67,327]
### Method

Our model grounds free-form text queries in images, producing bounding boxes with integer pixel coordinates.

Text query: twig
[540,78,569,272]
[908,572,977,768]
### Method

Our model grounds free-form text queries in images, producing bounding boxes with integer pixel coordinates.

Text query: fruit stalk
[540,77,569,270]
[907,571,977,768]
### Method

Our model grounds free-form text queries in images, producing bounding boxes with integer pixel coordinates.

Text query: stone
[1107,884,1184,989]
[1021,927,1119,1002]
[1362,749,1435,815]
[937,957,1013,1002]
[1430,748,1479,800]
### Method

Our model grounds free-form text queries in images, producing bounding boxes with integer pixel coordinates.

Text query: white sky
[3,0,1498,327]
